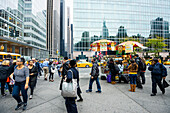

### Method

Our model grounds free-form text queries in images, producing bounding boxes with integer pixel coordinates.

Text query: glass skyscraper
[73,0,170,51]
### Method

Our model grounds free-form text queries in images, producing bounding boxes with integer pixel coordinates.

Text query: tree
[146,36,168,56]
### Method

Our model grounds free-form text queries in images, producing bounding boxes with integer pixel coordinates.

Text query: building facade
[73,0,170,52]
[24,0,48,59]
[0,0,48,60]
[47,0,60,58]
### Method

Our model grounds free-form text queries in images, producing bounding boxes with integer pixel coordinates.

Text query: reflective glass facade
[0,0,24,40]
[73,0,170,51]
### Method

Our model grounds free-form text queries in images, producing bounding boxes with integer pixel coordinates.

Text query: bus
[0,52,21,62]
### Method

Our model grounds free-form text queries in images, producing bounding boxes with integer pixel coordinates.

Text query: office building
[47,0,60,57]
[73,0,170,52]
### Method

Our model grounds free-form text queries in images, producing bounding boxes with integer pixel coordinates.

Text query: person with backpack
[108,59,119,84]
[118,60,124,83]
[134,54,143,89]
[140,58,147,84]
[86,58,101,93]
[65,60,79,113]
[128,60,138,92]
[148,58,167,96]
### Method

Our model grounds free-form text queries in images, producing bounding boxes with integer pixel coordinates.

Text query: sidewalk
[0,70,170,113]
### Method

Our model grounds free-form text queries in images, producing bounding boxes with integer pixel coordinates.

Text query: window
[13,56,16,60]
[25,10,32,14]
[4,55,6,59]
[25,3,32,8]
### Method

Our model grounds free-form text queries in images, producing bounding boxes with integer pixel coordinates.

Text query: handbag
[9,78,15,85]
[61,70,77,97]
[163,79,169,88]
[51,67,55,73]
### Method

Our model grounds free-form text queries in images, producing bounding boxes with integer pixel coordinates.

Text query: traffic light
[9,30,14,37]
[15,31,19,37]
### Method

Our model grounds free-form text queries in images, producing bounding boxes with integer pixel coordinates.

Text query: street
[0,66,170,113]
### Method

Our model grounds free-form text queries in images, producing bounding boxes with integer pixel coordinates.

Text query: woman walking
[28,60,38,99]
[128,60,138,92]
[10,58,29,111]
[49,62,55,82]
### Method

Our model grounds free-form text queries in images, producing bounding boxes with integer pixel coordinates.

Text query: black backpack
[114,64,120,74]
[140,61,146,71]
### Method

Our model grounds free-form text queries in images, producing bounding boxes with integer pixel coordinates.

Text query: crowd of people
[0,54,169,113]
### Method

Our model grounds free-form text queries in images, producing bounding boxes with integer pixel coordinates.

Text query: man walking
[59,57,69,90]
[86,59,101,93]
[148,58,167,96]
[42,58,49,80]
[134,54,143,89]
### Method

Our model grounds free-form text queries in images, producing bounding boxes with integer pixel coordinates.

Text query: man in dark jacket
[108,59,116,84]
[148,58,166,96]
[59,57,69,90]
[86,59,101,93]
[134,54,143,89]
[65,60,78,113]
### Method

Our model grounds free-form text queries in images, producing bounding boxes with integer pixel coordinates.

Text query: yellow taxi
[163,60,170,65]
[77,61,93,68]
[145,59,162,66]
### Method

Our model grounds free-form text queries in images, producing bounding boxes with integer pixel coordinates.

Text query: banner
[111,42,115,51]
[117,46,123,55]
[125,43,133,53]
[100,42,107,51]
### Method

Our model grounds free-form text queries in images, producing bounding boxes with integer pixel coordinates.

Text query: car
[145,59,162,66]
[77,61,93,68]
[163,60,170,65]
[98,60,105,66]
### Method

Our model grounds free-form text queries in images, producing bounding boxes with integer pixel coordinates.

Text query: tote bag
[61,70,77,97]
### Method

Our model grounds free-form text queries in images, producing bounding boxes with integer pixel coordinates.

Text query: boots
[111,81,116,84]
[133,85,136,92]
[129,84,133,92]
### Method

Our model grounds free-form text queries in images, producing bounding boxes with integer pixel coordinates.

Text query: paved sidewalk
[0,67,170,113]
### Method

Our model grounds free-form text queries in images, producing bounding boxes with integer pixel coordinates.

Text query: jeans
[89,77,101,92]
[110,72,115,81]
[12,81,28,104]
[151,75,165,94]
[136,72,143,88]
[58,71,61,77]
[140,72,145,84]
[65,97,78,113]
[49,73,54,80]
[129,74,137,84]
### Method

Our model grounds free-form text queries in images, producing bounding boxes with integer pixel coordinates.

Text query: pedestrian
[148,58,167,96]
[57,62,62,77]
[75,64,83,102]
[5,54,13,66]
[118,60,124,83]
[65,60,79,113]
[0,60,11,97]
[140,58,147,84]
[128,60,138,92]
[134,54,143,89]
[108,59,116,84]
[32,58,42,77]
[49,62,55,82]
[28,60,38,99]
[42,58,49,80]
[86,58,101,93]
[10,58,29,111]
[59,57,69,90]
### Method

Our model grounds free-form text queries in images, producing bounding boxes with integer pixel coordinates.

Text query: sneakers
[162,90,165,94]
[150,93,156,96]
[86,90,92,93]
[29,95,33,99]
[44,78,47,81]
[96,91,102,93]
[23,104,27,111]
[15,102,23,110]
[77,99,83,102]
